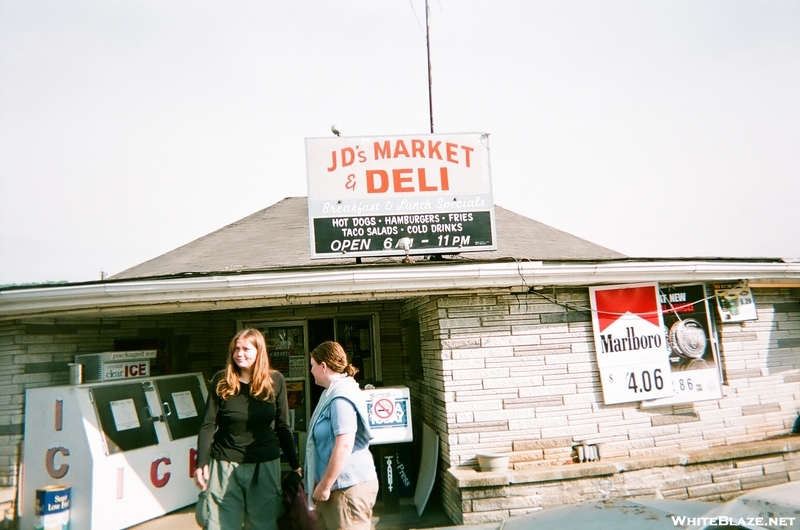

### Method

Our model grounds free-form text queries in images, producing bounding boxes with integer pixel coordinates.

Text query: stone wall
[432,287,800,523]
[448,438,800,525]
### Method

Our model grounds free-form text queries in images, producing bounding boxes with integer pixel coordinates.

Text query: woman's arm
[312,431,356,502]
[195,373,221,490]
[273,372,302,472]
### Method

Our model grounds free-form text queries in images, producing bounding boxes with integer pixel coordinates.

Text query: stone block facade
[412,287,800,523]
[447,438,800,525]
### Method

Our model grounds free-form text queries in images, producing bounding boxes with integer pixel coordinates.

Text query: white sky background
[1,1,798,285]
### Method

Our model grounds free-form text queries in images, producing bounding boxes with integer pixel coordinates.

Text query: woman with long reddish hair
[195,328,301,530]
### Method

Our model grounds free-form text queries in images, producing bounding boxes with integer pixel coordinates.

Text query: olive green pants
[204,458,284,530]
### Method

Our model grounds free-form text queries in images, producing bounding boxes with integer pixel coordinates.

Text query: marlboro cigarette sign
[589,283,674,404]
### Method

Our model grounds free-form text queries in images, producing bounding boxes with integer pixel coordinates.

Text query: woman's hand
[194,465,209,491]
[313,431,355,503]
[312,483,331,502]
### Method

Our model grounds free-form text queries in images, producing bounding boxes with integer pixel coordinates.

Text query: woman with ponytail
[306,341,378,530]
[195,328,301,530]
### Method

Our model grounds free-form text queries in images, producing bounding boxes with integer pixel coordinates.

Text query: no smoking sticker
[363,387,413,444]
[368,397,408,428]
[373,398,394,419]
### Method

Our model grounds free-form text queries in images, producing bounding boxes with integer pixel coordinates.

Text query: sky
[1,1,799,285]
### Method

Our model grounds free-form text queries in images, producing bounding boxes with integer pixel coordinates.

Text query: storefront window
[336,318,375,384]
[261,324,307,379]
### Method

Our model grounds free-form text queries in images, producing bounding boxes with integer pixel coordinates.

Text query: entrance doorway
[242,314,379,465]
[308,316,377,408]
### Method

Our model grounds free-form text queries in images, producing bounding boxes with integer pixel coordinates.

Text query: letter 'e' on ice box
[35,485,71,530]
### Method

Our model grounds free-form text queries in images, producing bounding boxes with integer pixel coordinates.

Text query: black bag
[278,471,318,530]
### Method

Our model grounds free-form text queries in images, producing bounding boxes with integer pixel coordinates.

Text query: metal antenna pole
[425,0,434,133]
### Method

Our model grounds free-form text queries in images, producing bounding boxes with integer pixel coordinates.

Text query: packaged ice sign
[305,133,497,259]
[363,386,413,445]
[589,283,674,405]
[75,350,157,382]
[103,360,150,381]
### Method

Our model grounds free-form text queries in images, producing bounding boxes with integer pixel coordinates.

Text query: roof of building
[3,196,797,320]
[111,197,627,280]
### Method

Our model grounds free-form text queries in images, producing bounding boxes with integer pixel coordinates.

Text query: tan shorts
[315,478,379,530]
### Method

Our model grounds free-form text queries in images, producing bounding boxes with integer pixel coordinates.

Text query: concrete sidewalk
[128,499,486,530]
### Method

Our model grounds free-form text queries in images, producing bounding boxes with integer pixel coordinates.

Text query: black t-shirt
[196,370,300,470]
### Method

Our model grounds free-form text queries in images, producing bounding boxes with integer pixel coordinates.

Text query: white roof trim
[2,260,799,319]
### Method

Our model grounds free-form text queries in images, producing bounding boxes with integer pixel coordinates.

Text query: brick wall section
[434,287,800,523]
[394,297,451,488]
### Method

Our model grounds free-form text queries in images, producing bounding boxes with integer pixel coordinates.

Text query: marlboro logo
[593,285,663,353]
[599,326,663,353]
[594,285,661,332]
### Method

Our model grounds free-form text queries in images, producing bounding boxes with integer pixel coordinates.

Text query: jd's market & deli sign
[305,133,497,259]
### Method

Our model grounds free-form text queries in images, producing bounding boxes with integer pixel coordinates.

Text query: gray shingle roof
[111,197,625,280]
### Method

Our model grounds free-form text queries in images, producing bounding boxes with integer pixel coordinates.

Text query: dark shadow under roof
[112,197,626,280]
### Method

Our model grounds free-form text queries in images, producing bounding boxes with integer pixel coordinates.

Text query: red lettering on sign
[367,170,389,193]
[372,140,473,167]
[55,399,63,431]
[46,447,70,479]
[124,362,148,377]
[365,168,450,194]
[392,168,414,192]
[189,448,198,478]
[150,457,171,488]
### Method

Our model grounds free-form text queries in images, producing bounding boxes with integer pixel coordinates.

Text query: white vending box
[20,373,208,530]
